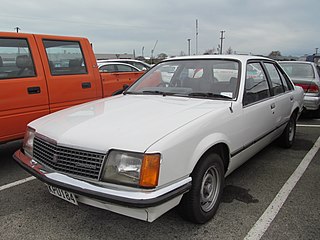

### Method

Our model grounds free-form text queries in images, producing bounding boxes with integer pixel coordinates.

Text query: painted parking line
[0,176,36,192]
[244,136,320,240]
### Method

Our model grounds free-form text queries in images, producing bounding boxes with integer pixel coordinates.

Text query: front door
[0,33,49,142]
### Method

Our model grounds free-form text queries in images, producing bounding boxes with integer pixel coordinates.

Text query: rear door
[0,33,49,142]
[34,35,101,112]
[263,61,294,131]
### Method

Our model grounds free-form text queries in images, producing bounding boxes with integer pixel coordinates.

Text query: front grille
[33,137,105,180]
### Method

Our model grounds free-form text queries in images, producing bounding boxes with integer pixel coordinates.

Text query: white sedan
[14,55,304,224]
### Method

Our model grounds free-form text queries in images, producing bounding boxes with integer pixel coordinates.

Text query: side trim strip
[231,121,288,158]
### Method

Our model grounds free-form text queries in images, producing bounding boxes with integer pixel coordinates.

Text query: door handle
[290,96,294,101]
[270,103,276,109]
[82,82,91,89]
[27,86,41,94]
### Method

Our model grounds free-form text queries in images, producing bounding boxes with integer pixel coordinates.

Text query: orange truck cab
[0,32,144,143]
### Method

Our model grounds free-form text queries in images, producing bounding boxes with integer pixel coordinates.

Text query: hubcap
[200,166,220,212]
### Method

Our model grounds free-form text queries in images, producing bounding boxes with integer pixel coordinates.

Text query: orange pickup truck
[0,32,144,143]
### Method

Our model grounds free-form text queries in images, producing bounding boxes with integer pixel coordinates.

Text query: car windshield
[126,59,240,100]
[280,63,315,79]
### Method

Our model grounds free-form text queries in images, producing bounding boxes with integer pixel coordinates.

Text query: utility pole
[220,30,225,54]
[195,19,199,55]
[142,46,144,58]
[187,39,191,56]
[14,27,21,33]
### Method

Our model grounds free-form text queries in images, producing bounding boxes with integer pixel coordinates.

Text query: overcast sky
[0,0,318,57]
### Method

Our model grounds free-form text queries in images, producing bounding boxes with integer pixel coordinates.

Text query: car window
[43,40,87,76]
[117,64,137,72]
[132,62,146,70]
[0,38,36,79]
[280,63,315,79]
[244,62,270,105]
[128,59,240,99]
[99,64,116,73]
[264,63,285,95]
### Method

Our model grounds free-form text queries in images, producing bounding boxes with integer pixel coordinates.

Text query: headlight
[101,150,160,188]
[23,127,36,157]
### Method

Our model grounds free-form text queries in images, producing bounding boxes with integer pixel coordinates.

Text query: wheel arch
[193,142,230,175]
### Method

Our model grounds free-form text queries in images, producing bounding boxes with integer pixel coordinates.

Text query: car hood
[30,95,230,153]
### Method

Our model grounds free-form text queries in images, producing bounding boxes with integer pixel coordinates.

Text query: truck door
[34,35,101,113]
[0,33,49,142]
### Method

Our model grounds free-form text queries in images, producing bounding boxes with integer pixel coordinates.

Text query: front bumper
[13,149,191,221]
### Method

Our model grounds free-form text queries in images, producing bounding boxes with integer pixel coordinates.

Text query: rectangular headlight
[101,150,160,188]
[23,127,35,157]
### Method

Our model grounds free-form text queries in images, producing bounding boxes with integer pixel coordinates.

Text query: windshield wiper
[188,92,233,99]
[142,90,168,96]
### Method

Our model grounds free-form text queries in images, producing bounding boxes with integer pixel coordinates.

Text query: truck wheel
[279,113,296,148]
[179,153,225,224]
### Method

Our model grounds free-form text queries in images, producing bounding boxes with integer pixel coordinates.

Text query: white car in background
[98,62,141,73]
[97,59,151,71]
[14,55,304,224]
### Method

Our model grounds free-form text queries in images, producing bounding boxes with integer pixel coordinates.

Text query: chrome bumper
[13,150,191,208]
[303,95,320,110]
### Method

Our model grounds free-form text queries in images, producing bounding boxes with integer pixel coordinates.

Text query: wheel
[178,153,225,224]
[279,113,296,148]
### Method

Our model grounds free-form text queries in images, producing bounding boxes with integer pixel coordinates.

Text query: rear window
[280,63,315,79]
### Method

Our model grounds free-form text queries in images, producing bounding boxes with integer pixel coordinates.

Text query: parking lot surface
[1,116,319,240]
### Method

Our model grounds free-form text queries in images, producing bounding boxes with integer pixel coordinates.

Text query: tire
[279,113,297,148]
[178,153,225,224]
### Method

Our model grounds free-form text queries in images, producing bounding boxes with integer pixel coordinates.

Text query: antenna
[14,27,21,33]
[195,19,199,55]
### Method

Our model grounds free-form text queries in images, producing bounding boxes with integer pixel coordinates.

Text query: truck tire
[178,153,225,224]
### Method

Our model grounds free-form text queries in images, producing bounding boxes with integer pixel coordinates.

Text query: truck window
[0,38,36,79]
[43,40,87,76]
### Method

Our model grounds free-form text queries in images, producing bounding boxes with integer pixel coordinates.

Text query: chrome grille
[33,137,105,180]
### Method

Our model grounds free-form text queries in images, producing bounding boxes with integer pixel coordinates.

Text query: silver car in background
[280,61,320,116]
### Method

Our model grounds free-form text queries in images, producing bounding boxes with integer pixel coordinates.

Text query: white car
[97,59,151,71]
[14,55,304,224]
[98,62,141,73]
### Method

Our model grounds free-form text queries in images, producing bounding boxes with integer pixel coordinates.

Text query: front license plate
[47,185,78,206]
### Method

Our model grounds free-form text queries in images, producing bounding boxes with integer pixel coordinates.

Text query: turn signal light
[139,154,161,188]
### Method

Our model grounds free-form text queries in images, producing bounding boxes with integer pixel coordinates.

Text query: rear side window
[116,64,138,72]
[43,40,87,76]
[0,38,36,79]
[244,62,270,105]
[264,63,285,96]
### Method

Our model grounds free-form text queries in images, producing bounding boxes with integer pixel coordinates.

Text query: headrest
[16,55,33,69]
[0,56,3,67]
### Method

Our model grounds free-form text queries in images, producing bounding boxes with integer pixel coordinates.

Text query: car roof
[162,54,272,63]
[279,61,314,65]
